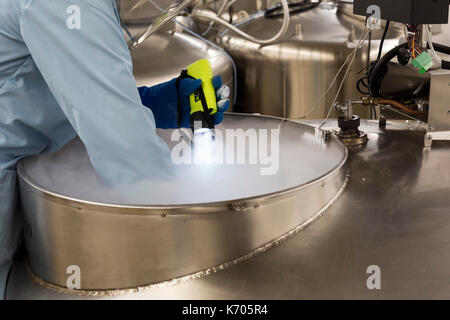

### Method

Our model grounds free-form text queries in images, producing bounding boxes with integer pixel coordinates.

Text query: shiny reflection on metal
[217,3,404,119]
[426,70,450,146]
[130,31,234,109]
[24,172,349,297]
[335,129,368,146]
[16,114,348,291]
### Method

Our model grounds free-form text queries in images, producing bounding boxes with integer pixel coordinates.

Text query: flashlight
[180,59,218,133]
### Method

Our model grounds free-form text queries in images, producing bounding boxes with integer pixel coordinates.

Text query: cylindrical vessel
[17,114,348,292]
[213,2,404,118]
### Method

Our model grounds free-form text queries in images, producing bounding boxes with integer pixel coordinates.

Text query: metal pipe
[192,0,291,45]
[362,97,428,115]
[424,24,443,66]
[378,99,427,116]
[201,0,236,36]
[128,0,195,49]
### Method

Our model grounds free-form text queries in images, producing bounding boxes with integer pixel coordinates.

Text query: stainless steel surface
[14,114,348,291]
[7,119,450,299]
[426,70,450,146]
[130,31,234,109]
[217,3,403,119]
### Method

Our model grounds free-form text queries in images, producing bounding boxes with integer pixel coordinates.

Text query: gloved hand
[138,75,230,129]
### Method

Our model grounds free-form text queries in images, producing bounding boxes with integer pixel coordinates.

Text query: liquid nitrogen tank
[206,1,405,118]
[16,114,348,293]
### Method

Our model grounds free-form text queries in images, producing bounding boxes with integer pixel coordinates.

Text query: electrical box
[353,0,449,24]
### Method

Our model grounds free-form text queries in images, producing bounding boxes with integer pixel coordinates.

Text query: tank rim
[17,113,349,214]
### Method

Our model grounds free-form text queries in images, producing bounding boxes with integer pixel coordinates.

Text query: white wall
[435,15,450,46]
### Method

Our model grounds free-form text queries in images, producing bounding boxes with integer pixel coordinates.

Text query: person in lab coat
[0,0,229,298]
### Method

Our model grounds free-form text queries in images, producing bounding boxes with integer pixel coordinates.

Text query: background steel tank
[130,30,234,107]
[117,0,176,25]
[205,1,405,119]
[117,0,235,108]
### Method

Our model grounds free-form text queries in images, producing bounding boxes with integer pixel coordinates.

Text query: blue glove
[138,76,230,129]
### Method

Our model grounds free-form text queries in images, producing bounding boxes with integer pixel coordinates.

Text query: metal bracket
[425,71,450,147]
[425,131,450,147]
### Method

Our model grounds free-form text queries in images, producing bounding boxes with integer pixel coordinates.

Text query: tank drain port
[334,100,369,146]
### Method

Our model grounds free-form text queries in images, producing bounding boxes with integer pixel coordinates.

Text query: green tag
[411,52,433,74]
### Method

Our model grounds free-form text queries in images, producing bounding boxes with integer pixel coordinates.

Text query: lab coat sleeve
[19,0,173,184]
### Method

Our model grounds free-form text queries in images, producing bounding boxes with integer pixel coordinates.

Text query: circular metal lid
[19,114,347,206]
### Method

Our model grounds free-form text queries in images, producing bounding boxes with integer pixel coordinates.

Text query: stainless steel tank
[117,1,235,108]
[8,119,450,299]
[17,114,348,292]
[212,2,404,118]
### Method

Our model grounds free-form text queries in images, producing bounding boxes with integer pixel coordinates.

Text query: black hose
[369,42,450,97]
[429,43,450,55]
[357,76,370,95]
[428,43,450,70]
[443,60,450,70]
[228,5,233,24]
[377,20,390,61]
[356,14,375,95]
[264,1,319,19]
[369,43,408,97]
[367,30,372,71]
